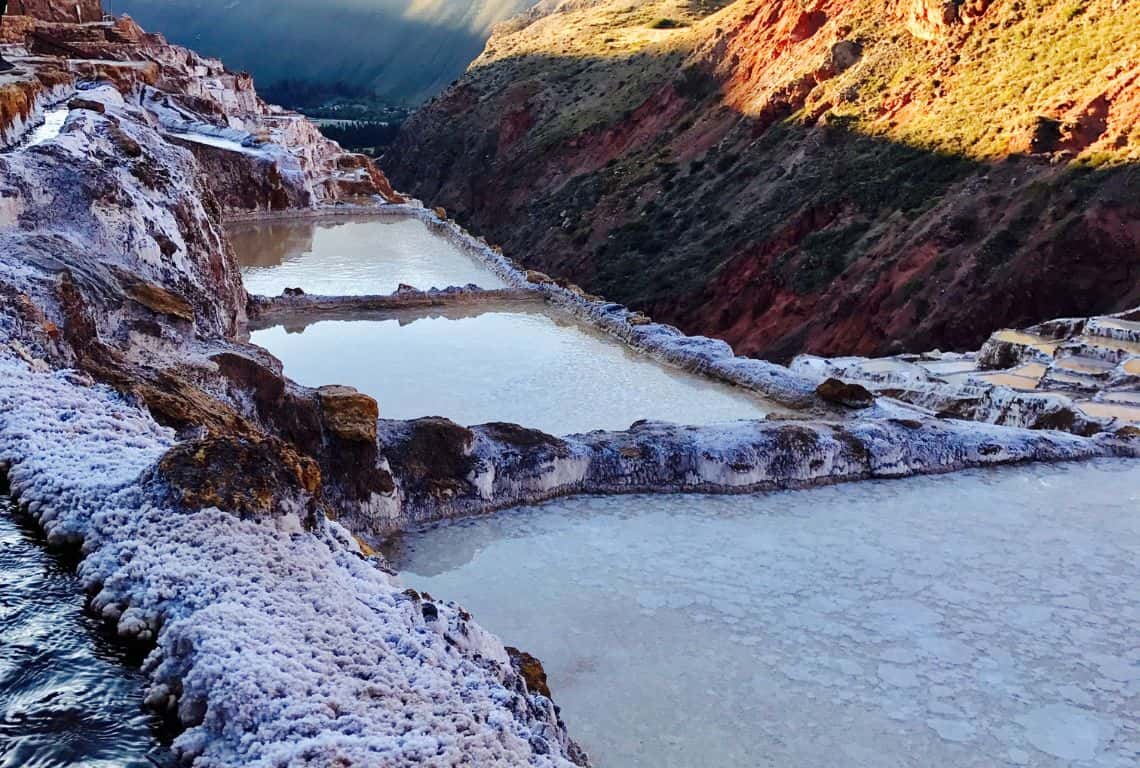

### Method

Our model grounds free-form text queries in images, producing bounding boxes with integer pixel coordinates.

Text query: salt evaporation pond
[0,492,172,768]
[386,460,1140,768]
[250,304,775,434]
[228,216,509,296]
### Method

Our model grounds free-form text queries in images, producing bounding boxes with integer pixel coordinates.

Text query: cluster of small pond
[236,217,1140,767]
[2,215,1135,767]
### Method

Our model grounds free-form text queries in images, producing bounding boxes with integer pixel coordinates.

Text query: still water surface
[229,216,508,296]
[251,304,775,434]
[387,461,1140,768]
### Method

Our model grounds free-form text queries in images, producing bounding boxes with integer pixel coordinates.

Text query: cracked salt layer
[251,304,776,435]
[387,460,1140,768]
[229,216,509,296]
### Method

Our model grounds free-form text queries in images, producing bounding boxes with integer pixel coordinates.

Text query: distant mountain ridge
[106,0,538,105]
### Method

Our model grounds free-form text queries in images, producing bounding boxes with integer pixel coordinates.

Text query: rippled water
[386,460,1140,768]
[250,304,776,434]
[228,216,508,296]
[0,492,171,768]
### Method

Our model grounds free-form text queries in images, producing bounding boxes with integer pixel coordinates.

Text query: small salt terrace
[228,216,509,297]
[250,303,776,435]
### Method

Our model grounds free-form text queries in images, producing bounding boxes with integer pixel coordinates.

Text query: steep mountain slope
[387,0,1140,360]
[107,0,538,105]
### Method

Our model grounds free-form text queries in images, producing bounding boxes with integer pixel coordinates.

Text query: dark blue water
[0,489,173,768]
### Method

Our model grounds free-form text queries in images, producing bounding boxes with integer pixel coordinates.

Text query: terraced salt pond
[229,216,509,296]
[0,492,171,768]
[235,215,776,433]
[386,460,1140,768]
[251,304,774,434]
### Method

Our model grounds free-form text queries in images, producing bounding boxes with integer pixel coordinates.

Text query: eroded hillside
[387,0,1140,360]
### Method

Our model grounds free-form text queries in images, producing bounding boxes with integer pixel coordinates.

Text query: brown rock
[627,312,653,326]
[158,435,322,521]
[1032,406,1101,437]
[829,40,863,74]
[318,385,379,443]
[114,269,194,322]
[506,647,552,698]
[816,378,875,409]
[526,269,555,285]
[433,206,448,220]
[67,97,105,114]
[8,0,103,23]
[382,417,476,500]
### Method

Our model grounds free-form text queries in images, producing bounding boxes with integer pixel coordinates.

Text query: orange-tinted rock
[158,436,322,521]
[505,647,552,698]
[118,272,195,322]
[788,10,827,43]
[318,385,380,444]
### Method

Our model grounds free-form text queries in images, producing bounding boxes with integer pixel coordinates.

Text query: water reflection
[250,303,776,435]
[228,216,509,296]
[246,298,545,334]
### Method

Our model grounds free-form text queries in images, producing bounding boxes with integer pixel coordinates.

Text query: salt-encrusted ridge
[0,353,585,767]
[375,413,1139,530]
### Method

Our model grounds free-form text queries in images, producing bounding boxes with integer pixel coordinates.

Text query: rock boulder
[319,385,380,444]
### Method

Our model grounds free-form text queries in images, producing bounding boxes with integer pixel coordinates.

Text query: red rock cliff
[387,0,1140,360]
[6,0,104,23]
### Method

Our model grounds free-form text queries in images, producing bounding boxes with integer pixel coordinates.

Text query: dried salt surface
[0,355,579,767]
[389,461,1140,768]
[23,106,69,148]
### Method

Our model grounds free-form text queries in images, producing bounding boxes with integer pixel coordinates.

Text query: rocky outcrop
[372,414,1137,533]
[0,8,402,211]
[8,0,104,23]
[158,435,323,522]
[816,378,875,409]
[318,385,380,444]
[898,0,993,41]
[0,16,585,766]
[388,0,1140,361]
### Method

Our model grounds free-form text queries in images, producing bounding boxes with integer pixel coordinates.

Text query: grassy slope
[390,0,1140,357]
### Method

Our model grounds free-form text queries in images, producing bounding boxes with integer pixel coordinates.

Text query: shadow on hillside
[386,47,1140,360]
